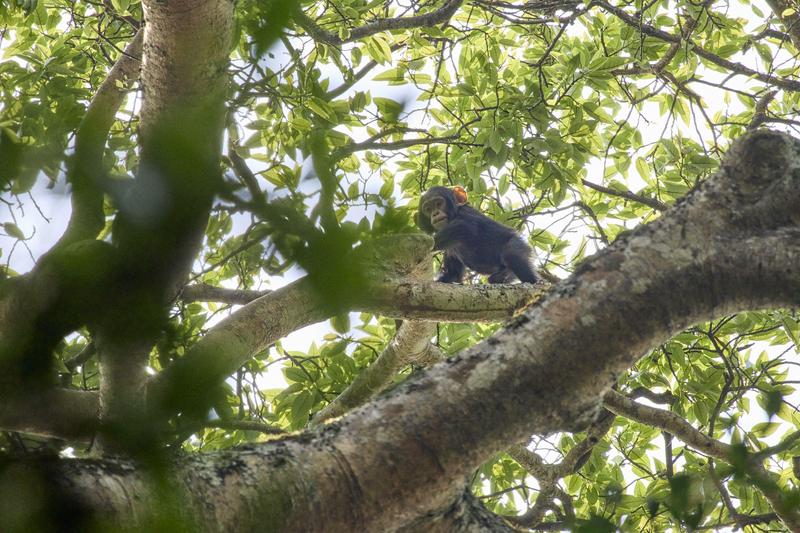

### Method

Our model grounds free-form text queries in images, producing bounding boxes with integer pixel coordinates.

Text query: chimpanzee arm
[432,219,474,250]
[501,237,538,283]
[438,252,466,283]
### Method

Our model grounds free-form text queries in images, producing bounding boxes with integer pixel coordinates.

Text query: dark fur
[417,186,537,283]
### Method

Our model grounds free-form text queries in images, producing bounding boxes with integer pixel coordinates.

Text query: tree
[0,0,799,531]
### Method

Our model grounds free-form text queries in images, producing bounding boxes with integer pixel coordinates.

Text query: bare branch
[603,390,730,457]
[597,0,800,92]
[0,389,99,440]
[56,29,143,248]
[581,179,667,211]
[293,0,463,45]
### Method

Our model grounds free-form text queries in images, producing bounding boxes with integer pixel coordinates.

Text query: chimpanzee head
[416,186,469,233]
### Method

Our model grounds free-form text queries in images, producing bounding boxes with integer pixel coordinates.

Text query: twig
[582,179,667,211]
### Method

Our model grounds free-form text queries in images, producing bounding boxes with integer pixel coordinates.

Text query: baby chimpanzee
[417,186,537,283]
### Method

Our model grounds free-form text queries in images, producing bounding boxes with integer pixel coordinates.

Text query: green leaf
[306,98,335,122]
[498,175,509,195]
[290,391,314,427]
[3,222,25,240]
[365,35,393,64]
[752,421,779,438]
[760,390,783,419]
[374,68,405,82]
[283,366,308,383]
[575,515,615,533]
[250,0,295,55]
[379,176,394,199]
[330,313,350,333]
[373,97,403,122]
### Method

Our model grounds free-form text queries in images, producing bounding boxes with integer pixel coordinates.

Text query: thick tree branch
[56,29,143,248]
[293,0,463,45]
[0,389,99,440]
[94,0,234,450]
[180,283,270,304]
[358,280,544,321]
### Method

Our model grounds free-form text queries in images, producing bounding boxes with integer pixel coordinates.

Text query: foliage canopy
[1,0,799,530]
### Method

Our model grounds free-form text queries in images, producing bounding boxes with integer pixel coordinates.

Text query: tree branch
[748,90,778,131]
[628,386,675,404]
[201,419,285,435]
[581,179,667,211]
[56,29,144,249]
[293,0,463,45]
[603,391,730,457]
[94,0,234,451]
[504,412,614,527]
[603,390,800,529]
[180,283,270,305]
[0,389,99,440]
[596,0,800,92]
[334,133,460,159]
[357,280,545,321]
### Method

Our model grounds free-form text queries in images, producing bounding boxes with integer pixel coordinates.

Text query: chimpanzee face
[421,194,450,231]
[417,186,467,233]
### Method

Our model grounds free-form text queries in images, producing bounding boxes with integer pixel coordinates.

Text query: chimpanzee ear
[452,186,468,205]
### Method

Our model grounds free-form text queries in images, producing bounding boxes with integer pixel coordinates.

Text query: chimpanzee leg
[487,269,515,283]
[438,252,466,283]
[501,238,538,283]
